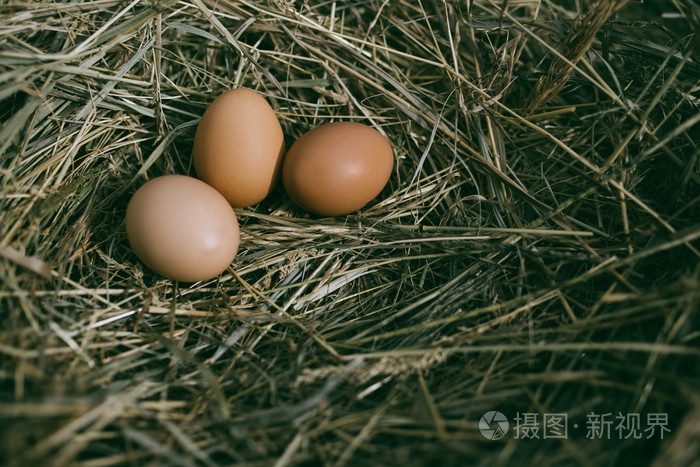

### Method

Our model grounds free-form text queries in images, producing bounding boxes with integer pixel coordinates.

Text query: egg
[125,175,240,282]
[193,88,285,207]
[282,122,393,216]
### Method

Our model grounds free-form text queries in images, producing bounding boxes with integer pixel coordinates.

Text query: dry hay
[1,1,699,466]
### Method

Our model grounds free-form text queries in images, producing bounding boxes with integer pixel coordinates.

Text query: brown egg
[282,122,393,216]
[193,88,285,207]
[125,175,240,282]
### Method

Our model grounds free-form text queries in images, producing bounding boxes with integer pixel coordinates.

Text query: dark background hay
[1,0,699,466]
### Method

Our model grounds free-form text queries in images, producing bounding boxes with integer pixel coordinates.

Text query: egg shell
[282,122,393,216]
[193,88,285,207]
[125,175,240,282]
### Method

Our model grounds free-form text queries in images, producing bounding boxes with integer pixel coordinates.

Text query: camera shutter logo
[480,411,509,440]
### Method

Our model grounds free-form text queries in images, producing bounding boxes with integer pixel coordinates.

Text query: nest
[1,1,699,465]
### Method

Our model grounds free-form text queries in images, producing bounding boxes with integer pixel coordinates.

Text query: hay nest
[1,1,699,465]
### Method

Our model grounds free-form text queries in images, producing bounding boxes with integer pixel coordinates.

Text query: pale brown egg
[125,175,240,282]
[282,122,393,216]
[193,88,285,207]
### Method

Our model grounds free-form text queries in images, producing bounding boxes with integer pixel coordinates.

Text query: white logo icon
[480,411,509,440]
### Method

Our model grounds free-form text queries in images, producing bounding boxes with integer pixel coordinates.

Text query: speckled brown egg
[125,175,240,282]
[193,88,285,207]
[282,122,393,216]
